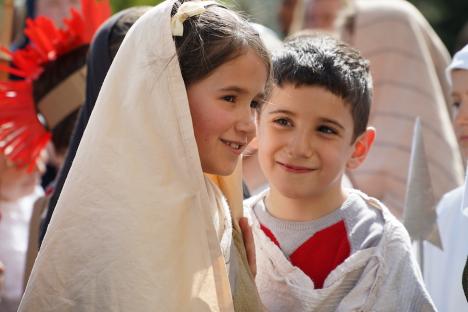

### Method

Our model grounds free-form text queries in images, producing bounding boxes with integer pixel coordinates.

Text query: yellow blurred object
[0,0,14,81]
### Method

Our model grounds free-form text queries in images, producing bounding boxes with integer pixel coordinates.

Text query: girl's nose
[235,107,256,138]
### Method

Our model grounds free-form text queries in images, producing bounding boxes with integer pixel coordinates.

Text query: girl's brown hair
[171,0,272,97]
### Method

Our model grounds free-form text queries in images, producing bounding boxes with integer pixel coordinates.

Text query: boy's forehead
[267,83,350,110]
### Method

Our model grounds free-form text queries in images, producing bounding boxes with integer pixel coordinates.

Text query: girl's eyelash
[250,100,259,109]
[223,95,235,103]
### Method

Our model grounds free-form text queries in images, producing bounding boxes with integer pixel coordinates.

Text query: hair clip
[171,0,218,36]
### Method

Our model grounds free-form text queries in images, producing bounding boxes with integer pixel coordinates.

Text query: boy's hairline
[260,81,368,143]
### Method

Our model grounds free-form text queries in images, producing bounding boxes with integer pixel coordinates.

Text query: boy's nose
[288,130,313,158]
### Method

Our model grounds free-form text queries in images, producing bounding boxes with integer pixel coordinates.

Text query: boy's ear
[346,127,376,170]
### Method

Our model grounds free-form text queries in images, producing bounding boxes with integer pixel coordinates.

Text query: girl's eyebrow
[219,86,248,94]
[219,86,266,99]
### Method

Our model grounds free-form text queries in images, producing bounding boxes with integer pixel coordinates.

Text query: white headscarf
[446,44,468,84]
[19,1,237,310]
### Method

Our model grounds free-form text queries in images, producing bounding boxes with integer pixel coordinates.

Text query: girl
[20,1,270,311]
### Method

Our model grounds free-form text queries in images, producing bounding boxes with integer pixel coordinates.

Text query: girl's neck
[265,185,348,222]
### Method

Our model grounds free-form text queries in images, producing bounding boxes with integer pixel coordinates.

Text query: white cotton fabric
[446,44,468,84]
[19,1,236,311]
[424,186,468,312]
[0,187,42,306]
[244,190,436,312]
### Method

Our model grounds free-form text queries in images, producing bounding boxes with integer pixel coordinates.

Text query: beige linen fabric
[19,1,239,310]
[347,0,463,217]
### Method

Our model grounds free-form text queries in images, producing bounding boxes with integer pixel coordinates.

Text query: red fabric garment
[260,221,350,289]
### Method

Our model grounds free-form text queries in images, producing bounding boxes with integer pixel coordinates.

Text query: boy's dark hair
[172,0,272,96]
[272,34,372,141]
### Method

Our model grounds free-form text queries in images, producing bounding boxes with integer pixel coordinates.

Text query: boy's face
[257,84,373,200]
[451,69,468,159]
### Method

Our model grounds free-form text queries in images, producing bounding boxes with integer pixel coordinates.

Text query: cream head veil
[19,0,241,310]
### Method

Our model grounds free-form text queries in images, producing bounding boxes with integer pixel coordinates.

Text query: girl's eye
[223,95,235,103]
[317,125,337,135]
[250,100,259,109]
[453,101,461,109]
[274,118,292,127]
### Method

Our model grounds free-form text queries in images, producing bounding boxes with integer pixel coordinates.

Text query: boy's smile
[257,84,374,219]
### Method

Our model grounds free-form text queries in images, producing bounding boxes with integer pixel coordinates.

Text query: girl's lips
[276,161,314,173]
[220,138,245,155]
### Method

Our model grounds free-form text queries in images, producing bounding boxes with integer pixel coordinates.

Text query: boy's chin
[273,183,317,200]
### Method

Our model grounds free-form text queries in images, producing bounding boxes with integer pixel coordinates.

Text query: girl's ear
[346,127,376,170]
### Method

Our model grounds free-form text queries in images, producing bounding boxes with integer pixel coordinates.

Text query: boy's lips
[220,138,246,155]
[276,161,315,173]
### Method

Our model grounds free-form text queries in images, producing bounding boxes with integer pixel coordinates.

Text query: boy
[423,44,468,312]
[245,34,436,311]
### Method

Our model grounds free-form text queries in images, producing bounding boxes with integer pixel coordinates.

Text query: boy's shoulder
[347,188,412,246]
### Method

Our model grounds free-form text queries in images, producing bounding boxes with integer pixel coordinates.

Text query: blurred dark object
[463,257,468,302]
[408,0,468,54]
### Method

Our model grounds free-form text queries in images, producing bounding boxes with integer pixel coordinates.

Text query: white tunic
[245,189,436,311]
[424,186,468,312]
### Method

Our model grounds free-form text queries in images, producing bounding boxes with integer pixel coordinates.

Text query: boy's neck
[265,185,348,222]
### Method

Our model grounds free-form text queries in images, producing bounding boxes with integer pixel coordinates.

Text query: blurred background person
[286,0,464,219]
[423,44,468,312]
[0,1,110,310]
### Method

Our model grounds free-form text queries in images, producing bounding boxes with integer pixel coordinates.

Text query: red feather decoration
[0,0,111,171]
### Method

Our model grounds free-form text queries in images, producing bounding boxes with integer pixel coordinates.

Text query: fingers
[239,217,256,277]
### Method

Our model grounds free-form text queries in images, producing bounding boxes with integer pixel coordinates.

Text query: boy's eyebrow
[268,109,296,116]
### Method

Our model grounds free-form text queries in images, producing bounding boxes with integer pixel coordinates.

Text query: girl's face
[451,69,468,159]
[187,49,268,176]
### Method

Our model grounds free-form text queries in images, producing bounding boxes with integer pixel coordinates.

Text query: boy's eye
[453,101,461,109]
[317,125,337,135]
[223,95,236,103]
[273,118,292,127]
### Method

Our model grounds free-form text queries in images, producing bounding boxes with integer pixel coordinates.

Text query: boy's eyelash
[317,125,338,135]
[273,118,292,127]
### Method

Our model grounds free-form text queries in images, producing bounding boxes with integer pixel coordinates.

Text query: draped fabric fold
[19,1,237,310]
